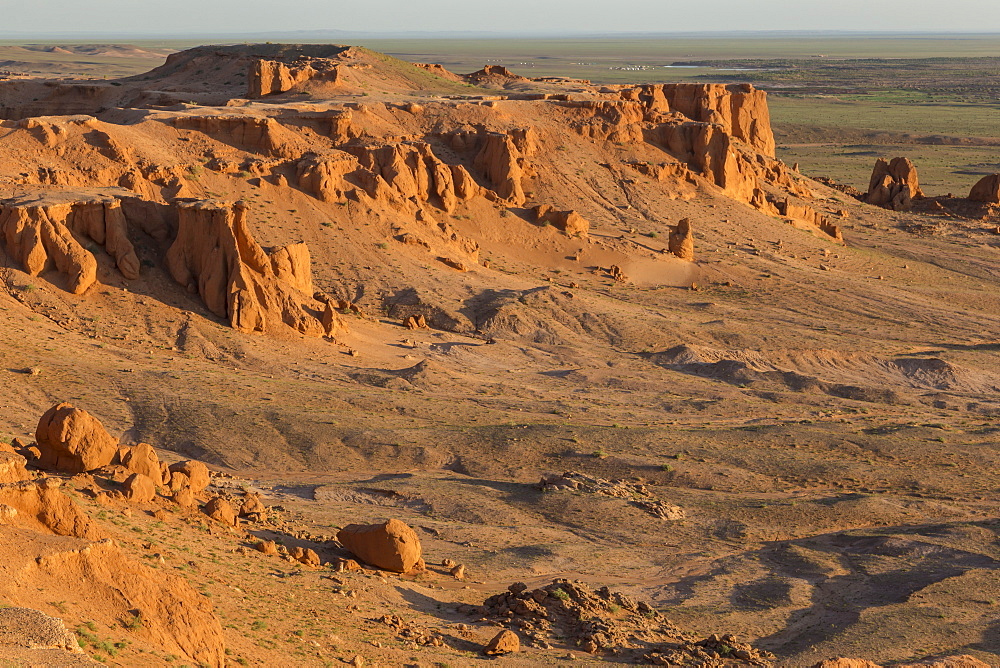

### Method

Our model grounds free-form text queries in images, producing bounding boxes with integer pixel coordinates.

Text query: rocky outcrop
[663,123,755,200]
[533,205,590,237]
[172,115,299,157]
[474,132,529,205]
[18,115,97,147]
[0,191,140,294]
[29,539,226,666]
[413,62,464,82]
[165,199,335,336]
[658,83,775,157]
[345,142,480,213]
[299,142,482,216]
[35,403,119,474]
[668,218,694,260]
[466,65,531,87]
[0,452,30,484]
[968,173,1000,203]
[0,607,86,657]
[563,100,646,143]
[0,479,103,539]
[777,200,844,241]
[296,151,361,202]
[866,157,924,211]
[337,519,423,573]
[248,59,332,97]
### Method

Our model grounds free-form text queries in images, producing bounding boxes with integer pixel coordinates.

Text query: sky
[2,0,999,36]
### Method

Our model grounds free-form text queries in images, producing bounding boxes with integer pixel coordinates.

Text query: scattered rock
[0,606,83,653]
[540,472,684,520]
[668,217,694,260]
[534,204,590,237]
[644,633,775,666]
[168,471,190,493]
[483,579,686,658]
[0,452,30,484]
[0,503,18,524]
[331,557,362,572]
[290,546,321,567]
[969,173,1000,203]
[240,492,266,519]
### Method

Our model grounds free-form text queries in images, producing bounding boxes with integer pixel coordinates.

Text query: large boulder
[34,404,118,474]
[203,496,237,527]
[120,443,163,486]
[168,460,210,494]
[483,629,520,655]
[969,173,1000,203]
[336,519,422,573]
[123,473,156,504]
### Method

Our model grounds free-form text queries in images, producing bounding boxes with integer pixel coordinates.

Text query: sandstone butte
[0,43,851,347]
[0,42,998,667]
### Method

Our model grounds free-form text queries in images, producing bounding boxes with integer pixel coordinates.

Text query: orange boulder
[336,519,422,573]
[120,443,163,486]
[34,403,118,474]
[968,173,1000,203]
[123,473,156,504]
[168,460,210,494]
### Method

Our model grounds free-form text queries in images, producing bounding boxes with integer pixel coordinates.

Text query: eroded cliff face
[0,191,139,294]
[248,58,341,97]
[166,199,334,336]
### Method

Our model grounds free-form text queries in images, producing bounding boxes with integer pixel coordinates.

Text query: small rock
[255,540,278,556]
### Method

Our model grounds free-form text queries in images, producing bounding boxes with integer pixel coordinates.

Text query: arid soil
[0,43,998,667]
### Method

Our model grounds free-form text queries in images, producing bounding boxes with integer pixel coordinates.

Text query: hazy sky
[3,0,999,35]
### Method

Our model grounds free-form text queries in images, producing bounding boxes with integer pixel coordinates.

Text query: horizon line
[3,29,1000,41]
